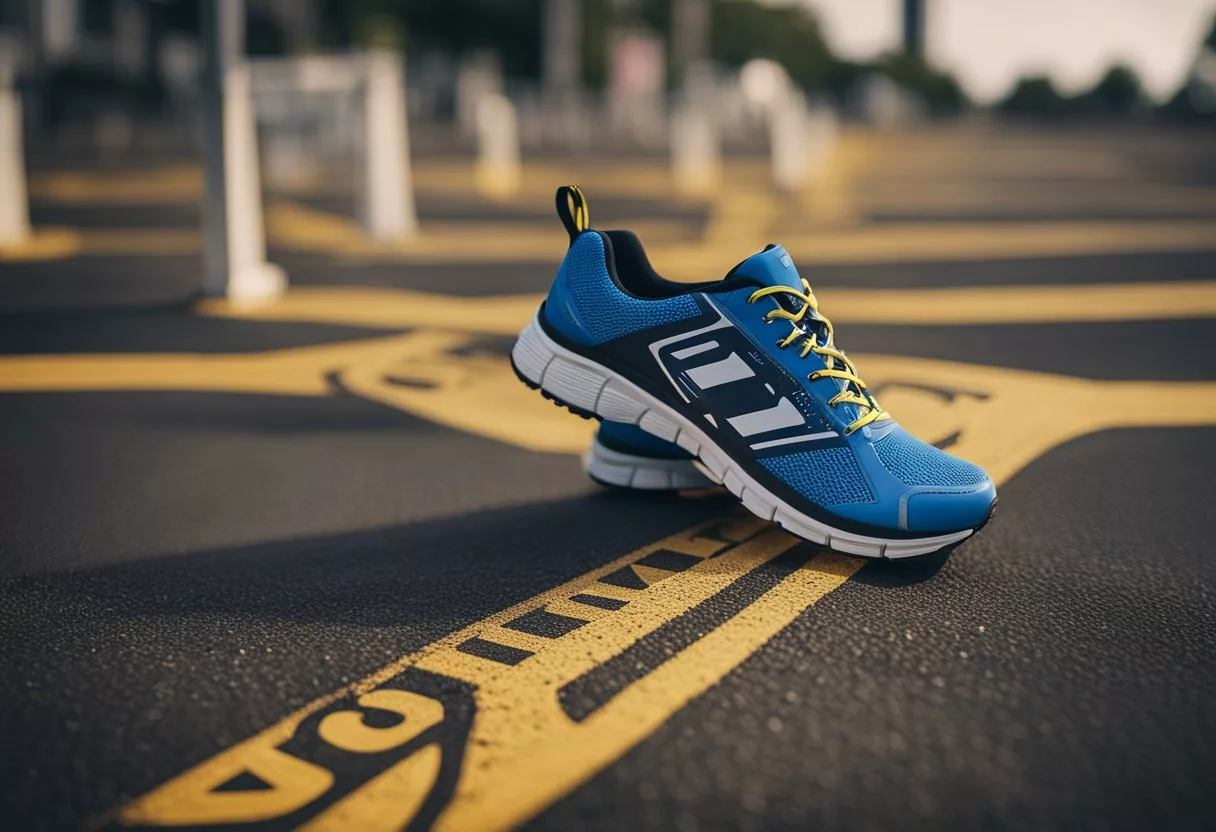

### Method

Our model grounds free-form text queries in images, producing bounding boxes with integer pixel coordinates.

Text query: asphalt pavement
[1,127,1214,832]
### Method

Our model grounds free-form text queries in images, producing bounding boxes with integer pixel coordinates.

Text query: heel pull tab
[555,185,590,245]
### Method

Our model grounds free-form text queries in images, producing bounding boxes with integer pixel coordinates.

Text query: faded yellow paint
[296,745,442,832]
[118,742,334,826]
[198,281,1216,331]
[264,201,692,262]
[0,336,412,397]
[816,281,1216,324]
[196,286,538,335]
[316,690,444,754]
[98,327,1216,828]
[88,320,1216,829]
[29,165,203,204]
[420,530,857,832]
[263,198,1216,269]
[115,518,867,831]
[0,228,82,261]
[5,281,1216,466]
[0,228,202,261]
[861,355,1216,488]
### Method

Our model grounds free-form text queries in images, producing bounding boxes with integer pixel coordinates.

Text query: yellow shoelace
[747,279,889,435]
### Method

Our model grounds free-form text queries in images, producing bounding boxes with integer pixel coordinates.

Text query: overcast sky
[799,0,1216,102]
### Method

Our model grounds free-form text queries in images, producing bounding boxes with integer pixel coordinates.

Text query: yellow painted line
[197,281,1216,333]
[817,280,1216,324]
[781,220,1216,264]
[266,208,1216,267]
[851,181,1216,214]
[113,518,864,830]
[195,287,538,334]
[0,336,416,396]
[28,164,202,204]
[0,228,82,261]
[857,354,1216,488]
[264,201,692,261]
[0,228,201,262]
[6,333,1214,475]
[103,335,1216,829]
[5,320,1213,831]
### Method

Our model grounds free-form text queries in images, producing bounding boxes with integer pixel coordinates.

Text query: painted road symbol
[0,287,1212,830]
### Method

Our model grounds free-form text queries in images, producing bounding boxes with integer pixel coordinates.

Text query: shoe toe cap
[904,477,997,535]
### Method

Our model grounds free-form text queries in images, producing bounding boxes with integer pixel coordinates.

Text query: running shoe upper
[540,197,995,538]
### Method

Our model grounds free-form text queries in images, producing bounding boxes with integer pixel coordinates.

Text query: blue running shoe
[514,187,996,558]
[586,421,715,490]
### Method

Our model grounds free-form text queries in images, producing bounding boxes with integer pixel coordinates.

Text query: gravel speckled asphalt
[1,134,1214,831]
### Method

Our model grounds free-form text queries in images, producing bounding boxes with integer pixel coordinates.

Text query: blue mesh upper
[598,421,693,459]
[545,233,701,345]
[759,447,875,506]
[874,428,988,487]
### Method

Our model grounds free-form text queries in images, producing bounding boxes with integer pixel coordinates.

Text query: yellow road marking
[817,281,1216,324]
[4,291,1210,830]
[0,228,82,261]
[196,282,1216,330]
[264,201,693,261]
[28,164,203,204]
[297,746,442,832]
[263,198,1216,268]
[6,330,1215,467]
[114,518,864,830]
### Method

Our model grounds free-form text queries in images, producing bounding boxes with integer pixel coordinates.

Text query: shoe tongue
[726,244,803,292]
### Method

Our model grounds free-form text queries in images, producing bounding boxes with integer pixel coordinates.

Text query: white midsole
[584,439,715,490]
[513,314,972,559]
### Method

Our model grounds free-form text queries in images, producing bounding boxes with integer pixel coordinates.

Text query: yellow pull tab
[555,185,590,244]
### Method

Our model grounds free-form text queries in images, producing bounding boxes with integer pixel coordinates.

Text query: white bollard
[804,103,839,182]
[670,101,720,197]
[475,93,521,200]
[362,50,417,241]
[456,51,503,139]
[0,86,30,246]
[768,89,811,193]
[217,64,285,300]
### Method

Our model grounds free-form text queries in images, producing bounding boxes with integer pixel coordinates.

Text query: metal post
[902,0,925,57]
[543,0,581,104]
[41,0,78,61]
[671,0,710,87]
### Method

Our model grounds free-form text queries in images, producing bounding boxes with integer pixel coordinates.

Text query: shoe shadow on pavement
[848,547,952,588]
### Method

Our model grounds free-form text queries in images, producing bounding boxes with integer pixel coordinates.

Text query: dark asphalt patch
[0,485,734,830]
[30,201,202,230]
[0,307,404,355]
[529,427,1216,832]
[0,254,206,312]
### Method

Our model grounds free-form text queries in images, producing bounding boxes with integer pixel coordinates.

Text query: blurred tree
[1159,12,1216,124]
[1075,64,1143,117]
[997,75,1069,117]
[1000,64,1148,121]
[873,51,966,115]
[318,0,967,112]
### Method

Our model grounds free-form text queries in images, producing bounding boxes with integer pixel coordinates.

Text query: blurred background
[1,0,1214,287]
[2,3,1216,831]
